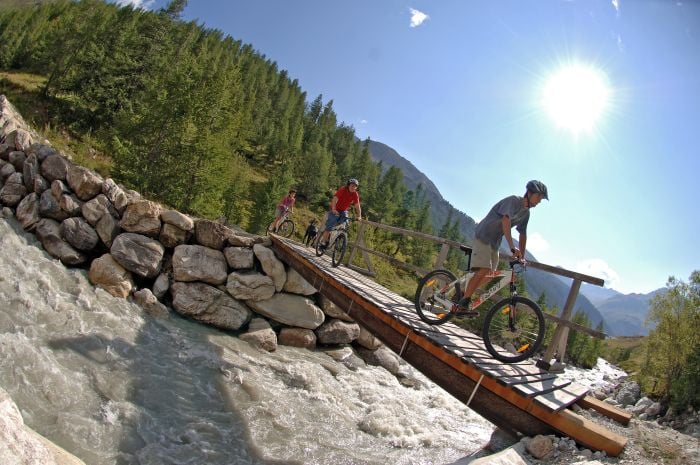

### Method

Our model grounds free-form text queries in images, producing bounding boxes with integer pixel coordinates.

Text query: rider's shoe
[319,242,328,251]
[452,297,478,317]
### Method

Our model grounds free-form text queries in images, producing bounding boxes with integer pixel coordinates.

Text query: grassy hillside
[601,335,647,375]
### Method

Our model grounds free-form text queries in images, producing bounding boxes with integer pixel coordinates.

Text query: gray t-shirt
[474,195,529,248]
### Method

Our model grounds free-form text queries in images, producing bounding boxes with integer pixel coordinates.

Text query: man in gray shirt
[455,180,549,312]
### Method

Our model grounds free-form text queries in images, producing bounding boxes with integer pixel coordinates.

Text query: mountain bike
[315,216,351,267]
[414,252,545,363]
[267,209,295,238]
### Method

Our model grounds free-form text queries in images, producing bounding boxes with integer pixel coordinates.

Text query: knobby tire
[414,269,458,325]
[482,296,545,363]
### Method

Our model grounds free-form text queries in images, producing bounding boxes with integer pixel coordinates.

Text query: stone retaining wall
[0,94,396,372]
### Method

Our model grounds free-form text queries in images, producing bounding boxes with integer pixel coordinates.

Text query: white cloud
[575,258,621,289]
[360,119,368,125]
[611,0,620,15]
[409,8,429,28]
[115,0,156,10]
[526,232,550,255]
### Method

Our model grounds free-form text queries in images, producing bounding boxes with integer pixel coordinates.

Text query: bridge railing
[344,218,606,370]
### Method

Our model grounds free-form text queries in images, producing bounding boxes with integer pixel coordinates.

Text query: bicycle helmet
[347,178,359,186]
[526,180,549,200]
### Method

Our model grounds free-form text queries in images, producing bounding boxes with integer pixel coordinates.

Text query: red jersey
[333,186,359,212]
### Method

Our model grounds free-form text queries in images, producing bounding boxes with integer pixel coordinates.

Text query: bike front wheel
[277,219,295,238]
[482,296,545,363]
[414,269,458,325]
[331,233,347,267]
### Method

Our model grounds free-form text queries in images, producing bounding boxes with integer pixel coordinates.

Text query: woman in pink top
[270,188,296,232]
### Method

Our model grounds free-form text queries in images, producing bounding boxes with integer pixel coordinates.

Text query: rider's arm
[354,202,362,220]
[330,195,339,214]
[502,215,521,259]
[518,231,526,258]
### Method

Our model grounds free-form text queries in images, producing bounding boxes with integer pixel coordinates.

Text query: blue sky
[122,0,699,294]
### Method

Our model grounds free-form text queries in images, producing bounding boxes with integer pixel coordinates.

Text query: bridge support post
[537,278,582,371]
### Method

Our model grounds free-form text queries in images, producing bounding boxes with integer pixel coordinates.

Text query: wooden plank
[513,378,572,398]
[497,373,558,386]
[577,396,632,425]
[534,383,590,412]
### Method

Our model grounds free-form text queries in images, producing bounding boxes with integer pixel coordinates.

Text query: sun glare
[542,64,610,135]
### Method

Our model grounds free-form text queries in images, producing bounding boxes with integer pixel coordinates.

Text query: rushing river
[0,216,494,465]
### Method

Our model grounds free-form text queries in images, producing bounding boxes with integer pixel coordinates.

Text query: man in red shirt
[318,178,362,249]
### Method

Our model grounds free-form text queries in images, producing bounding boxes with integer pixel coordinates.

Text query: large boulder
[88,253,134,298]
[82,194,118,226]
[110,233,164,278]
[61,217,99,251]
[35,218,86,265]
[0,387,86,465]
[101,178,129,213]
[279,328,317,350]
[194,219,231,250]
[172,244,228,285]
[315,318,361,345]
[239,318,277,352]
[223,246,255,270]
[171,281,252,330]
[253,244,286,291]
[0,172,27,207]
[160,209,194,231]
[356,326,383,350]
[40,154,71,182]
[16,192,40,231]
[226,272,276,301]
[38,189,68,221]
[66,164,102,200]
[119,200,162,237]
[318,294,354,322]
[159,223,188,248]
[95,213,120,248]
[355,345,400,375]
[22,153,38,191]
[282,268,316,296]
[246,293,325,329]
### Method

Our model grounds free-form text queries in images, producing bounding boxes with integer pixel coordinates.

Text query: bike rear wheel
[277,219,295,238]
[482,296,545,363]
[331,233,347,267]
[414,269,458,325]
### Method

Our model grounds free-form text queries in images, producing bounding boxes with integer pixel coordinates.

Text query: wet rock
[240,318,277,352]
[279,327,317,350]
[152,273,170,300]
[133,288,169,317]
[315,318,361,345]
[35,218,86,265]
[16,192,39,231]
[355,345,400,375]
[171,281,252,330]
[246,293,324,329]
[110,233,164,278]
[88,253,134,298]
[356,326,382,350]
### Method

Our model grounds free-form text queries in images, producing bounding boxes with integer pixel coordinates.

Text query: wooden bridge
[270,234,631,456]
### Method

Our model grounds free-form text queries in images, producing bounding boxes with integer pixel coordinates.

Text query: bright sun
[542,64,610,135]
